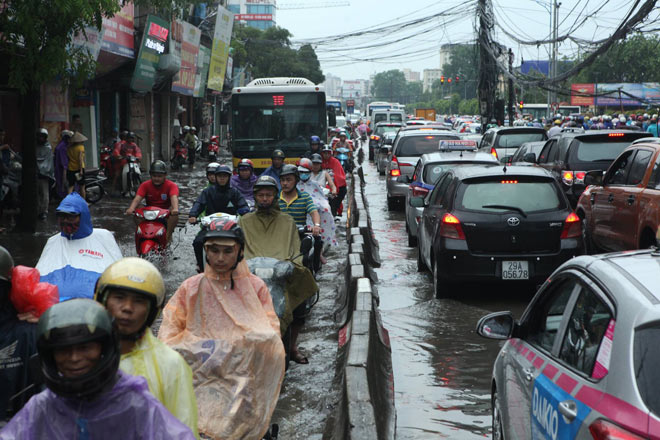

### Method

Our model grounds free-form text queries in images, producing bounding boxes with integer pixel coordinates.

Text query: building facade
[402,68,420,82]
[423,69,442,93]
[323,73,342,97]
[227,0,276,30]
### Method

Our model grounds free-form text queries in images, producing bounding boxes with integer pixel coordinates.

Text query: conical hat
[70,132,88,143]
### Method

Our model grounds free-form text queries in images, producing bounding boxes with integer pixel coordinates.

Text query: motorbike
[335,146,352,173]
[84,168,107,204]
[298,225,322,276]
[99,145,113,178]
[121,155,142,197]
[134,206,169,256]
[207,137,219,162]
[171,142,187,170]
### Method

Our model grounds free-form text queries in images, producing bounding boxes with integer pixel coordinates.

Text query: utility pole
[478,0,497,130]
[549,0,560,115]
[508,48,514,126]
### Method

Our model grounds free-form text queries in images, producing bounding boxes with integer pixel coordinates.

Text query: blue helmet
[310,135,321,145]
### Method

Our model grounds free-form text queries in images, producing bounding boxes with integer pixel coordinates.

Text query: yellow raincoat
[158,260,285,440]
[119,329,199,438]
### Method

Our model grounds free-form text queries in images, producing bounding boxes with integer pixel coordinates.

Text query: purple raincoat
[0,371,195,439]
[54,139,69,199]
[230,173,256,202]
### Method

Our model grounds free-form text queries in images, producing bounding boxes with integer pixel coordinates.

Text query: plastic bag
[9,265,59,317]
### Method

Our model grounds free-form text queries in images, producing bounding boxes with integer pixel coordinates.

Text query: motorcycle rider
[158,218,284,440]
[303,136,323,159]
[321,145,347,218]
[298,158,337,251]
[332,130,354,154]
[95,258,198,437]
[66,132,87,199]
[188,164,250,272]
[0,246,40,426]
[113,132,142,196]
[205,162,219,186]
[310,153,337,195]
[230,158,257,205]
[125,160,180,244]
[36,128,54,220]
[0,299,195,439]
[184,126,197,166]
[36,192,122,301]
[261,149,286,189]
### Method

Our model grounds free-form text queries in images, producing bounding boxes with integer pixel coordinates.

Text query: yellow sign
[207,7,234,91]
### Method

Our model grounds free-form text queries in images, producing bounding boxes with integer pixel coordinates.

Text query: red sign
[235,14,273,21]
[101,2,134,58]
[571,83,595,106]
[346,100,355,106]
[148,22,169,42]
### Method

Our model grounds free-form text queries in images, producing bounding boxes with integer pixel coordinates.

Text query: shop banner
[571,84,595,107]
[130,15,170,92]
[171,20,201,96]
[207,6,234,91]
[194,46,212,98]
[40,82,69,122]
[101,2,134,58]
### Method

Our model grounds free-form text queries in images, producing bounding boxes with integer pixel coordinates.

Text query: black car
[414,165,583,297]
[535,129,649,206]
[369,122,404,160]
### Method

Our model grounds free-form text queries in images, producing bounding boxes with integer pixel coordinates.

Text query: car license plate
[502,261,529,280]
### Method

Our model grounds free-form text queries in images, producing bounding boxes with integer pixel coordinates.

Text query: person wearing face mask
[35,193,122,301]
[297,158,337,251]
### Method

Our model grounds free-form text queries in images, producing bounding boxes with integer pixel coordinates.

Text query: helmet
[191,126,197,132]
[210,135,220,144]
[298,158,313,172]
[321,144,333,153]
[38,128,48,136]
[206,162,220,174]
[253,175,279,193]
[214,164,232,175]
[0,245,14,281]
[37,299,119,399]
[95,257,165,330]
[272,149,285,159]
[127,131,136,139]
[554,119,561,125]
[311,153,323,163]
[279,163,299,181]
[182,126,190,132]
[310,135,321,144]
[149,160,167,175]
[61,130,73,139]
[120,130,129,139]
[237,158,254,170]
[338,131,347,137]
[203,217,244,248]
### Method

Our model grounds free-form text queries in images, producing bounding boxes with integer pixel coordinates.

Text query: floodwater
[360,153,531,439]
[0,153,345,439]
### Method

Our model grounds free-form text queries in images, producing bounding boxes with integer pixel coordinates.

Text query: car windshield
[575,140,633,162]
[397,134,460,156]
[424,161,493,183]
[459,178,563,213]
[495,132,546,148]
[634,325,660,416]
[374,114,387,124]
[390,113,404,123]
[376,126,401,136]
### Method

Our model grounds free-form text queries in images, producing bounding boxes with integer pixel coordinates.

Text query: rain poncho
[230,173,256,203]
[36,193,122,301]
[35,142,54,181]
[239,206,318,333]
[119,329,198,438]
[298,179,337,247]
[158,261,285,440]
[0,371,195,439]
[54,139,69,198]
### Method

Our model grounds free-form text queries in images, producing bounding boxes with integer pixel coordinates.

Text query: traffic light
[448,78,452,83]
[455,76,459,83]
[440,76,445,84]
[519,101,524,109]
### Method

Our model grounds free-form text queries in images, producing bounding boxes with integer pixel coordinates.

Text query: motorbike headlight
[143,210,158,221]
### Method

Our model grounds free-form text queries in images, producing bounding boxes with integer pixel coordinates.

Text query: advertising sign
[41,82,69,122]
[130,15,170,93]
[193,46,212,98]
[101,2,134,58]
[235,14,272,21]
[171,20,201,96]
[571,83,595,107]
[596,83,644,107]
[71,26,105,61]
[207,6,234,91]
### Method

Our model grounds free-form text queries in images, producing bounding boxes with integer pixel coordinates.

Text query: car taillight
[560,212,581,239]
[390,155,401,176]
[439,213,466,240]
[562,170,574,186]
[589,420,645,440]
[411,186,429,197]
[575,171,586,184]
[490,147,498,159]
[608,132,624,137]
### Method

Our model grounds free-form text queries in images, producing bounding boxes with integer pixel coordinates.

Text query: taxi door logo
[531,374,590,439]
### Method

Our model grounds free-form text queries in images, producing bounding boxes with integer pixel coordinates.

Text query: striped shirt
[279,189,317,226]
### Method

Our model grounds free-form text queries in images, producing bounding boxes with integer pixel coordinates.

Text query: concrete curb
[330,164,395,439]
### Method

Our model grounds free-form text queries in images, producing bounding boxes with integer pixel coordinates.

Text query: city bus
[366,101,393,118]
[230,77,327,169]
[326,97,343,115]
[521,103,581,120]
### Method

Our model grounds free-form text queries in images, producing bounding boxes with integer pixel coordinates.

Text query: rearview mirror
[476,311,515,340]
[523,152,536,163]
[384,138,394,145]
[409,196,426,208]
[584,170,604,187]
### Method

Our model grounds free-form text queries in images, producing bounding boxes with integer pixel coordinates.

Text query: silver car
[386,130,461,210]
[403,149,498,246]
[376,132,397,176]
[477,249,660,439]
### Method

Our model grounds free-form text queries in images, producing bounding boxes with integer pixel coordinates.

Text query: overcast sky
[276,0,656,81]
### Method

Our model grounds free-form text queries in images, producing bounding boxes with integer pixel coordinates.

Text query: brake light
[439,213,466,240]
[562,170,574,186]
[501,180,518,184]
[608,133,624,137]
[390,169,401,177]
[589,420,645,440]
[575,171,586,184]
[560,212,581,239]
[490,147,498,159]
[390,155,401,177]
[411,186,429,197]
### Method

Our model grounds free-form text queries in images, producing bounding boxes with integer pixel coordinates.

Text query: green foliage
[371,70,407,103]
[230,25,324,84]
[441,44,479,100]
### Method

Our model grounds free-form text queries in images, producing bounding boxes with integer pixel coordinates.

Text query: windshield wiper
[482,204,528,217]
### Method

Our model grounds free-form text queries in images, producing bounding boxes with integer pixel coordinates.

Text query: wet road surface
[360,149,532,439]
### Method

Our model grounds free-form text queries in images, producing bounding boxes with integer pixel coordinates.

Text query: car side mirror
[409,196,426,208]
[584,170,604,186]
[476,311,515,340]
[523,152,536,163]
[384,138,393,145]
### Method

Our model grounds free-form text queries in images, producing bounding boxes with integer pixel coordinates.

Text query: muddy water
[360,156,531,438]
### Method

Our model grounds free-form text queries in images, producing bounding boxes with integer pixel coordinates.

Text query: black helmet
[206,162,220,174]
[127,131,136,139]
[272,149,285,159]
[0,245,13,281]
[311,153,323,163]
[214,164,232,175]
[37,299,119,399]
[279,164,299,182]
[149,160,167,175]
[253,175,279,193]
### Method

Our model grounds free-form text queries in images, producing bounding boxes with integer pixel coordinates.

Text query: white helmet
[612,118,619,124]
[182,125,190,132]
[38,128,48,136]
[620,116,627,123]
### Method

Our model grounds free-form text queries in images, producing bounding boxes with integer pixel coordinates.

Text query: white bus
[231,77,327,169]
[521,103,581,120]
[366,101,393,117]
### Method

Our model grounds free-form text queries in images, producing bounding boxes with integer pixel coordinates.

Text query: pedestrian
[53,130,72,200]
[35,128,54,220]
[70,113,83,134]
[66,131,86,200]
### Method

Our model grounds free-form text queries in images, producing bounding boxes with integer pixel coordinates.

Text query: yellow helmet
[95,257,165,328]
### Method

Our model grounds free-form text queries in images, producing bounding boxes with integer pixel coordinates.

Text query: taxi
[477,248,660,439]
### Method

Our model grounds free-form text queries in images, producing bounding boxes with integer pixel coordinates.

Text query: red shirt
[137,179,179,209]
[322,156,346,188]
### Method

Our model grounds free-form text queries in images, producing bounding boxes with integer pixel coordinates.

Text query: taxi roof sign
[438,139,478,151]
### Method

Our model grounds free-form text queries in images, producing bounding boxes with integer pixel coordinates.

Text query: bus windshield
[231,92,326,157]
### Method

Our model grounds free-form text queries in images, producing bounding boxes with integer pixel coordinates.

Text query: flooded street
[361,156,531,439]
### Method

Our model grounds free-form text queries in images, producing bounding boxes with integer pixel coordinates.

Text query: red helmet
[237,158,254,170]
[210,135,220,144]
[298,158,313,172]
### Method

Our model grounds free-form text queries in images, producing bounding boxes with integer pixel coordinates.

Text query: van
[370,109,405,132]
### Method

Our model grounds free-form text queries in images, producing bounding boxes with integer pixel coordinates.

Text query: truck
[415,108,436,121]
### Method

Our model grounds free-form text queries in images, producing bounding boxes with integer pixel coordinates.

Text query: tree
[441,44,479,100]
[371,70,407,103]
[405,81,423,104]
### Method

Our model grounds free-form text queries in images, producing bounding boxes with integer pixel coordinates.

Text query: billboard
[571,84,595,106]
[571,82,660,107]
[171,19,202,96]
[235,14,272,20]
[130,15,170,92]
[101,2,134,58]
[207,6,234,91]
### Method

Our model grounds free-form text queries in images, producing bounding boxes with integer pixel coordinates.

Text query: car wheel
[492,389,505,440]
[368,147,374,161]
[416,244,427,272]
[407,229,417,247]
[432,258,443,297]
[387,196,396,211]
